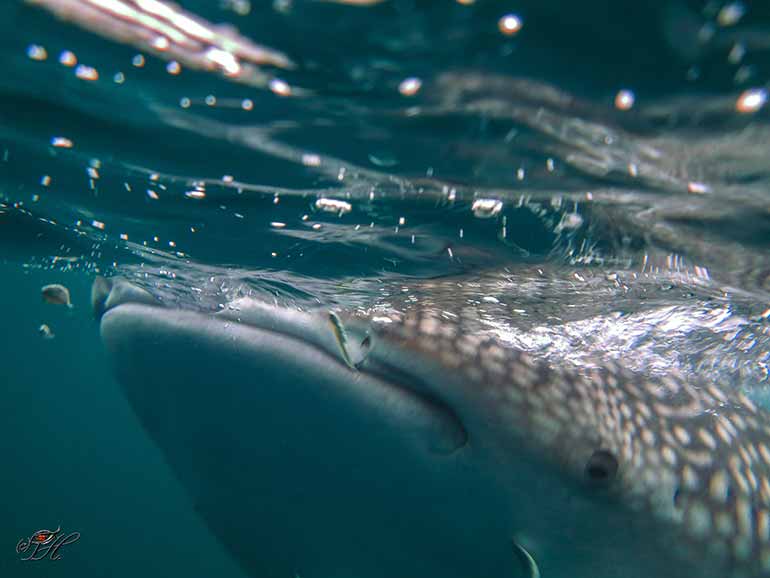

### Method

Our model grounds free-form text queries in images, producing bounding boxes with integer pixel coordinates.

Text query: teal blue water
[1,1,770,577]
[0,264,244,577]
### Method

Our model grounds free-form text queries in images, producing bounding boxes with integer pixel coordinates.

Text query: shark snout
[91,276,159,319]
[93,277,467,456]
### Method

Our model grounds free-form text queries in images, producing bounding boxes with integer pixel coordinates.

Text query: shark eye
[585,450,618,483]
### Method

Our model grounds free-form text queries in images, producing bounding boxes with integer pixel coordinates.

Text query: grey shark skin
[94,278,770,578]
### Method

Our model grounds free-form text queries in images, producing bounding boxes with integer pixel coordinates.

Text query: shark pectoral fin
[512,540,541,578]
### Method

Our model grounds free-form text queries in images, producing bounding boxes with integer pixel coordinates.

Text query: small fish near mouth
[41,284,73,308]
[38,323,55,339]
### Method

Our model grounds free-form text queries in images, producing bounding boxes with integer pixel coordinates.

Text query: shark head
[93,277,770,578]
[346,305,770,575]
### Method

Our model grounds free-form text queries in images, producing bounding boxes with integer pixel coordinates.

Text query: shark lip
[91,276,161,319]
[94,278,468,455]
[93,280,527,578]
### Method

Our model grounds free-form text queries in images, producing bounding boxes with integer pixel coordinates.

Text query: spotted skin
[94,270,770,576]
[349,307,770,578]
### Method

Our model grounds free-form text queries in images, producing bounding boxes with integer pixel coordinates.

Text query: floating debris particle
[38,324,55,339]
[223,0,252,15]
[498,14,522,36]
[315,198,352,215]
[717,2,745,27]
[270,222,287,228]
[75,64,99,81]
[734,65,753,83]
[728,43,746,64]
[41,175,52,186]
[166,61,181,75]
[687,181,710,194]
[185,190,206,199]
[51,136,73,148]
[27,44,48,61]
[398,77,422,96]
[269,78,292,96]
[736,88,767,114]
[41,284,72,308]
[301,153,321,167]
[472,198,503,218]
[59,50,77,67]
[91,219,105,230]
[241,98,254,110]
[614,89,635,111]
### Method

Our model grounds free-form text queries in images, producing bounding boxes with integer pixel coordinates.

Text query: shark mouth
[90,276,527,578]
[92,276,468,455]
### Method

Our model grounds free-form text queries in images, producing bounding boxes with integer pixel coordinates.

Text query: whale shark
[92,274,770,578]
